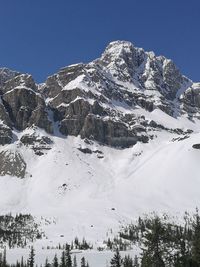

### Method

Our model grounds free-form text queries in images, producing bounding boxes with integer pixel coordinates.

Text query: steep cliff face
[0,68,20,92]
[1,74,53,135]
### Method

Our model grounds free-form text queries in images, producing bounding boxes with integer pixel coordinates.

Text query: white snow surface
[0,108,200,247]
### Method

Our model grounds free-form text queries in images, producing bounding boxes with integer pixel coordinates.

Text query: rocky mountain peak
[0,40,199,148]
[97,40,146,83]
[100,40,140,61]
[95,41,191,102]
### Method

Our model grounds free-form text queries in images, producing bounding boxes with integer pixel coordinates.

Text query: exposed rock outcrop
[0,150,26,178]
[2,74,53,133]
[20,133,53,155]
[0,68,20,94]
[0,123,12,145]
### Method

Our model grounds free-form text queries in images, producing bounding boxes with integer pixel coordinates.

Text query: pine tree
[65,246,72,267]
[28,246,35,267]
[133,255,139,267]
[60,251,66,267]
[70,241,74,250]
[0,251,3,267]
[107,238,113,250]
[72,256,77,267]
[141,217,165,267]
[141,251,152,267]
[21,256,24,267]
[110,248,122,267]
[81,257,86,267]
[53,254,59,267]
[2,248,6,267]
[74,238,79,249]
[123,255,133,267]
[192,209,200,265]
[44,258,50,267]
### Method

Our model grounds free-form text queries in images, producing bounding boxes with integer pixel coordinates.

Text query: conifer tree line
[2,211,200,266]
[0,245,90,267]
[110,248,139,267]
[116,209,200,266]
[0,214,42,248]
[44,237,92,251]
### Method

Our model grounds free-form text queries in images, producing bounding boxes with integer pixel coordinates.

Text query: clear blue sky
[0,0,199,82]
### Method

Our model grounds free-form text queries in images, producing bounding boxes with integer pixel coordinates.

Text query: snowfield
[0,108,200,248]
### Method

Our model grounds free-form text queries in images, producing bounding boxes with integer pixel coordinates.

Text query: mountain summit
[0,41,199,148]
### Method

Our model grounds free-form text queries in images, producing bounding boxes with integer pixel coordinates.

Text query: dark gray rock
[0,68,20,94]
[20,134,53,146]
[0,124,12,145]
[192,144,200,149]
[80,114,148,148]
[20,133,53,155]
[0,150,26,178]
[162,60,185,100]
[149,120,165,130]
[183,84,200,109]
[28,106,53,134]
[2,74,37,94]
[59,99,106,136]
[0,100,12,127]
[2,74,53,133]
[3,87,42,129]
[43,63,85,99]
[78,147,93,154]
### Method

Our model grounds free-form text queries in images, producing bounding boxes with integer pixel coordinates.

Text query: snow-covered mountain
[0,40,200,244]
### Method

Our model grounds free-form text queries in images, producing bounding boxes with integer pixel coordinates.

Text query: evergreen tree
[72,256,77,267]
[53,254,59,267]
[133,256,139,267]
[74,238,79,249]
[107,238,113,250]
[192,209,200,265]
[141,251,152,267]
[141,217,165,267]
[60,251,65,267]
[28,247,35,267]
[21,256,24,267]
[110,248,122,267]
[70,241,74,250]
[44,258,50,267]
[65,246,72,267]
[2,248,6,267]
[80,257,86,267]
[123,255,133,267]
[0,251,2,267]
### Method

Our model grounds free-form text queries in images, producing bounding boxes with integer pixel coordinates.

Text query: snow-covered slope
[0,119,200,244]
[0,41,200,244]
